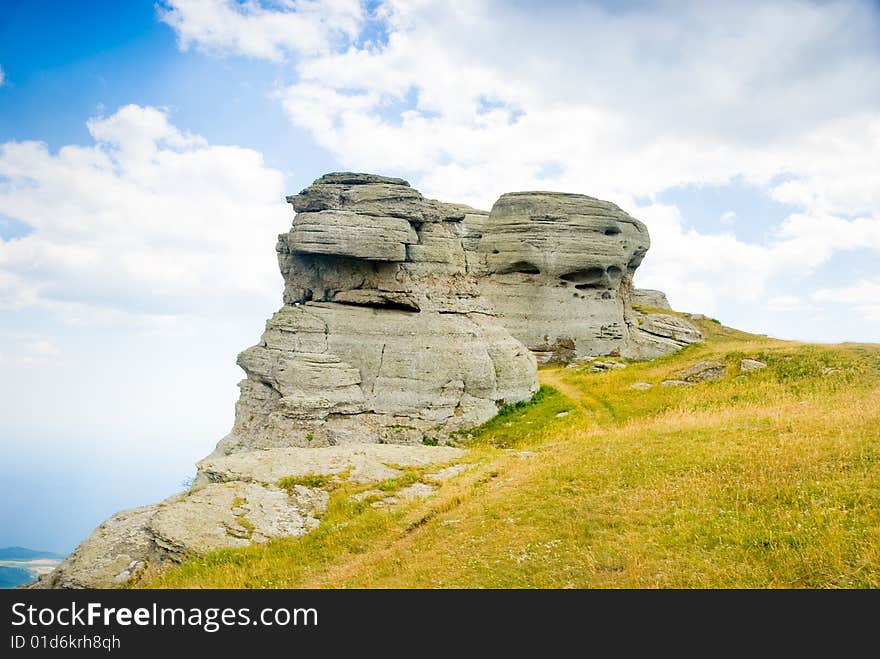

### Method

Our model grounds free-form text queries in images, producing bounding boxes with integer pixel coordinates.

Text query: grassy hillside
[143,316,880,588]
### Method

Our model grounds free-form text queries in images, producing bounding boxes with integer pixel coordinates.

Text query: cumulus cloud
[158,0,880,331]
[0,104,288,323]
[813,279,880,323]
[157,0,364,60]
[159,1,880,212]
[264,1,880,208]
[626,203,879,314]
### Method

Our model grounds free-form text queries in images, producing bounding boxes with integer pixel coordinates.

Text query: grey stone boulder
[627,313,703,360]
[740,358,767,372]
[590,360,627,372]
[150,482,328,559]
[466,191,701,363]
[478,191,649,280]
[631,288,672,310]
[219,173,538,455]
[217,303,536,454]
[38,444,469,589]
[679,360,726,382]
[287,172,482,223]
[31,505,162,589]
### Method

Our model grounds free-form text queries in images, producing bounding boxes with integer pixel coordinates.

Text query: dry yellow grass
[143,317,880,589]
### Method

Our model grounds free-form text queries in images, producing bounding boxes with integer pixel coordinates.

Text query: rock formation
[631,288,672,310]
[37,172,703,589]
[34,173,540,589]
[626,312,704,360]
[216,173,538,455]
[462,191,701,363]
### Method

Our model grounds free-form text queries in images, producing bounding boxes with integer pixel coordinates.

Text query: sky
[0,0,878,553]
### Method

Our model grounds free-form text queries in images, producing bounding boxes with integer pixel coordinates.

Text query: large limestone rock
[216,173,538,455]
[626,312,704,360]
[37,173,537,590]
[463,191,697,362]
[631,288,672,310]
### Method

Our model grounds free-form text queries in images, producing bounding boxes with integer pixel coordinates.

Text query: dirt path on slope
[540,367,618,425]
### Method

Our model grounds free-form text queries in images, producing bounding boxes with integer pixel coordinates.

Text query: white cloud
[631,201,880,315]
[160,0,880,332]
[0,64,5,86]
[262,1,880,207]
[720,211,736,226]
[813,278,880,323]
[0,104,288,323]
[814,279,880,304]
[160,2,880,205]
[157,0,364,61]
[0,331,62,365]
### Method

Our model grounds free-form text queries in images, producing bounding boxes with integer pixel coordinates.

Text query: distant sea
[0,547,63,588]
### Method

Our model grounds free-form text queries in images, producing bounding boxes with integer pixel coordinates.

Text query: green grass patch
[141,327,880,589]
[278,473,336,491]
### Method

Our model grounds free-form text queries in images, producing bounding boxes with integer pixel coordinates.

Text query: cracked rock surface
[33,445,465,589]
[469,192,650,363]
[217,173,538,455]
[627,313,704,360]
[463,191,701,363]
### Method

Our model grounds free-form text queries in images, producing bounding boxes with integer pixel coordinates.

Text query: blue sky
[1,0,878,553]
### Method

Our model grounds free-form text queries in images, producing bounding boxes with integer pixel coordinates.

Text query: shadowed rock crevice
[498,261,542,275]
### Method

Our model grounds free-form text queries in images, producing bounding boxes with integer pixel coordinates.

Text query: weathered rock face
[631,288,672,310]
[463,191,698,363]
[215,173,538,455]
[34,506,161,589]
[32,444,467,589]
[626,312,704,360]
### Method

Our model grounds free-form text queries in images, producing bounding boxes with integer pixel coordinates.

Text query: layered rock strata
[215,173,538,455]
[462,191,701,363]
[631,288,672,310]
